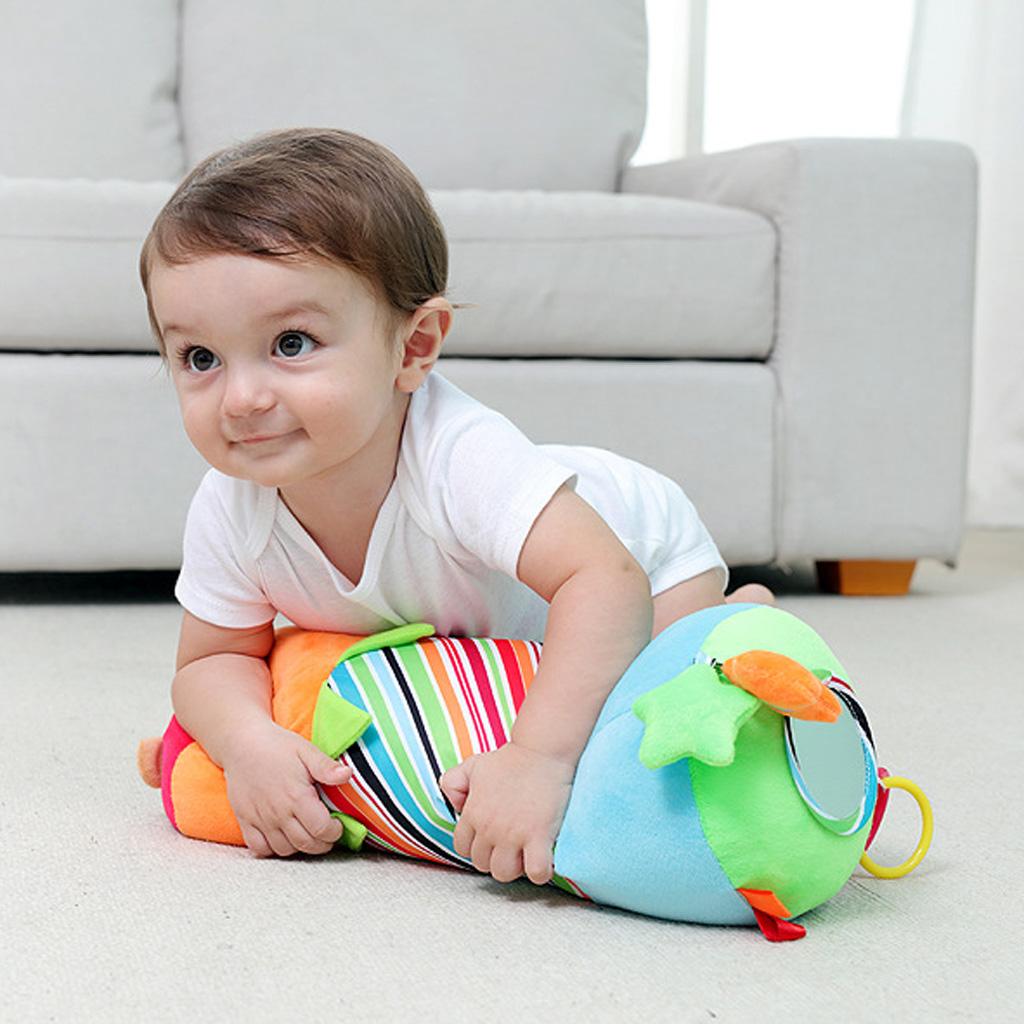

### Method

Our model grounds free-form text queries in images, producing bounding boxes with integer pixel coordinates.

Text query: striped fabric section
[317,636,541,869]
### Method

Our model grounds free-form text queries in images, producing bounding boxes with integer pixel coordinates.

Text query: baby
[140,128,772,884]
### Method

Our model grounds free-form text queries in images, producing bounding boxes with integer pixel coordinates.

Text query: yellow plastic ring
[859,775,934,879]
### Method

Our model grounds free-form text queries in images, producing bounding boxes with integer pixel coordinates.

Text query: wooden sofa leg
[815,560,917,596]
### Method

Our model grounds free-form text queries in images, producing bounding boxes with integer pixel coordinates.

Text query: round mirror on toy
[784,677,878,836]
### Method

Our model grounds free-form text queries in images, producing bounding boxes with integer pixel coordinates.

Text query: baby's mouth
[232,429,300,446]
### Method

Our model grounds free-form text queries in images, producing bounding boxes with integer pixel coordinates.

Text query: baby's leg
[652,569,774,637]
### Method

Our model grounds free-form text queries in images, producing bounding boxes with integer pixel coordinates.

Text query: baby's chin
[213,457,300,490]
[208,437,311,488]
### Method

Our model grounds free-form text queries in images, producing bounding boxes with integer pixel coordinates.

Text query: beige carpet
[2,530,1022,1023]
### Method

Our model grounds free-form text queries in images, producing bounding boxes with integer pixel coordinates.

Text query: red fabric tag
[751,907,807,942]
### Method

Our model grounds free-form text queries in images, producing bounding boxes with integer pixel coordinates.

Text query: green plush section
[633,663,760,768]
[701,606,848,680]
[330,812,369,852]
[311,682,373,760]
[690,705,868,918]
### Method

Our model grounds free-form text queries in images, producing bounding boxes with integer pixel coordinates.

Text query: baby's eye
[183,347,220,373]
[274,331,317,358]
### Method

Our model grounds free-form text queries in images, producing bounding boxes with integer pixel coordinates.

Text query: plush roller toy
[138,604,932,942]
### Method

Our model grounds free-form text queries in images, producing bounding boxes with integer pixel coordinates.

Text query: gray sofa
[0,0,977,586]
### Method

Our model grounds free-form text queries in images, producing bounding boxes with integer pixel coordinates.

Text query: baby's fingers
[299,745,353,789]
[469,833,495,875]
[294,799,345,852]
[523,839,554,886]
[281,816,336,856]
[439,758,475,814]
[262,826,299,858]
[489,846,524,884]
[452,816,475,860]
[240,823,274,858]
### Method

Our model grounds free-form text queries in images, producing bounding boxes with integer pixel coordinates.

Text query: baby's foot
[725,583,775,606]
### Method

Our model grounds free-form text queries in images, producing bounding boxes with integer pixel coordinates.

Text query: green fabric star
[632,663,761,769]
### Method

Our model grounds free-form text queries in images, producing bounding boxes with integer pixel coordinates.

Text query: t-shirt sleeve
[434,412,578,578]
[174,474,277,629]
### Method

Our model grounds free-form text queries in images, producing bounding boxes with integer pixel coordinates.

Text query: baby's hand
[440,742,574,885]
[221,721,353,857]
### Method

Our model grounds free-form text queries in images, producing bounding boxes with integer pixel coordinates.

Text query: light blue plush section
[554,604,758,923]
[555,710,754,924]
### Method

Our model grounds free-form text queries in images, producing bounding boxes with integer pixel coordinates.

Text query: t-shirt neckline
[273,480,401,596]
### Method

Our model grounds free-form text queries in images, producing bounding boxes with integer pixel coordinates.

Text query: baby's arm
[172,612,351,857]
[441,484,653,884]
[511,486,654,764]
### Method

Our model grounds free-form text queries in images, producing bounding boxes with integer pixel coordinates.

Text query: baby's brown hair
[139,127,450,355]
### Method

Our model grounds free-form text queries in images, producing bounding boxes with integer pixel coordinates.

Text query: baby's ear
[396,298,452,392]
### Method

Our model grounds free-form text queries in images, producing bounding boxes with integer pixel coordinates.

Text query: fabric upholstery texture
[179,0,647,191]
[0,183,774,359]
[0,355,773,570]
[0,0,183,181]
[0,179,172,349]
[436,189,775,358]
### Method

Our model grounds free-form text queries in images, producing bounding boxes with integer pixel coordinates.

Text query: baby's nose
[222,368,275,417]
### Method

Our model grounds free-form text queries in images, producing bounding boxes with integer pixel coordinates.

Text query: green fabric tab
[330,811,368,852]
[633,663,760,768]
[334,623,435,667]
[311,682,373,759]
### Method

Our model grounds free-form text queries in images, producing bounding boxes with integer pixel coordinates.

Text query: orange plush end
[171,742,246,846]
[269,628,365,738]
[721,650,841,722]
[137,737,163,789]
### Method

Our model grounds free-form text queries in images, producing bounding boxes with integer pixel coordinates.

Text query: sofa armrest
[622,139,978,564]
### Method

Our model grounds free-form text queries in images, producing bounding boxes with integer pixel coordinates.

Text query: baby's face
[149,252,409,489]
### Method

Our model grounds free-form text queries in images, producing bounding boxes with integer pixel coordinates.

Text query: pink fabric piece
[160,716,196,830]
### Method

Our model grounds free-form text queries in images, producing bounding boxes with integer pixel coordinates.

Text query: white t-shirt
[175,372,727,641]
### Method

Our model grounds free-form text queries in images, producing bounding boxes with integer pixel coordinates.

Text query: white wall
[703,0,915,152]
[903,0,1024,527]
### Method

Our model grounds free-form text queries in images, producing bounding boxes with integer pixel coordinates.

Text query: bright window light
[703,0,916,153]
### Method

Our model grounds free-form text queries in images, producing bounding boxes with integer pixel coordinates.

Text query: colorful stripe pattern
[316,636,542,868]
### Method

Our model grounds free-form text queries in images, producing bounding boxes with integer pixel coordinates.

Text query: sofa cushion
[0,354,773,570]
[0,181,774,360]
[438,190,775,359]
[0,0,183,181]
[179,0,646,192]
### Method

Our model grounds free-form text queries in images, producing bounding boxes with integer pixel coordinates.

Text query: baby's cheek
[181,405,224,461]
[313,391,375,437]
